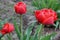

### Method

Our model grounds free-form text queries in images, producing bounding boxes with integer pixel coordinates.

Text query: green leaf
[40,32,56,40]
[13,21,21,40]
[32,24,43,40]
[23,35,27,40]
[25,23,35,40]
[32,0,41,9]
[32,0,60,11]
[29,36,33,40]
[7,34,12,40]
[55,21,59,29]
[0,33,3,38]
[57,10,60,18]
[41,0,47,8]
[0,22,3,30]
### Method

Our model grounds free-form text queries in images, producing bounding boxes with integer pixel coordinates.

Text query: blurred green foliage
[32,0,60,11]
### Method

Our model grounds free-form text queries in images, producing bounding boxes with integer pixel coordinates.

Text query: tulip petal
[42,17,54,25]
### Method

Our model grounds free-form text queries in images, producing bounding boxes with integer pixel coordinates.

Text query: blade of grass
[41,0,47,8]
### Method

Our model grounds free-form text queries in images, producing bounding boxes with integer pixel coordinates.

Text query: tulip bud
[1,23,14,34]
[14,2,27,15]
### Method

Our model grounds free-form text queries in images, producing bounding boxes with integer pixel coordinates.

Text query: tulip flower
[0,30,6,35]
[0,23,14,35]
[14,2,27,15]
[35,8,57,25]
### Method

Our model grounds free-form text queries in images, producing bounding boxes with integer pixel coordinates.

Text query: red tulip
[35,8,57,25]
[0,30,6,35]
[1,23,14,35]
[14,2,27,15]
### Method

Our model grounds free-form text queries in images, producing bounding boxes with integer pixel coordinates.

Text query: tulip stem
[38,24,43,40]
[20,15,23,40]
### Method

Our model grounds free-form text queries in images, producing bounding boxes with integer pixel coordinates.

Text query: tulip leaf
[25,23,35,40]
[32,0,60,11]
[13,20,21,40]
[0,22,3,30]
[7,34,12,40]
[32,0,40,8]
[32,24,43,40]
[40,32,56,40]
[0,33,3,38]
[57,10,60,19]
[55,21,59,29]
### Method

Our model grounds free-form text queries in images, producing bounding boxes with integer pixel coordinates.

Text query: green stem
[38,24,44,40]
[7,33,12,40]
[20,15,23,40]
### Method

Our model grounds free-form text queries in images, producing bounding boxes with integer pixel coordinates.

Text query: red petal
[42,17,54,25]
